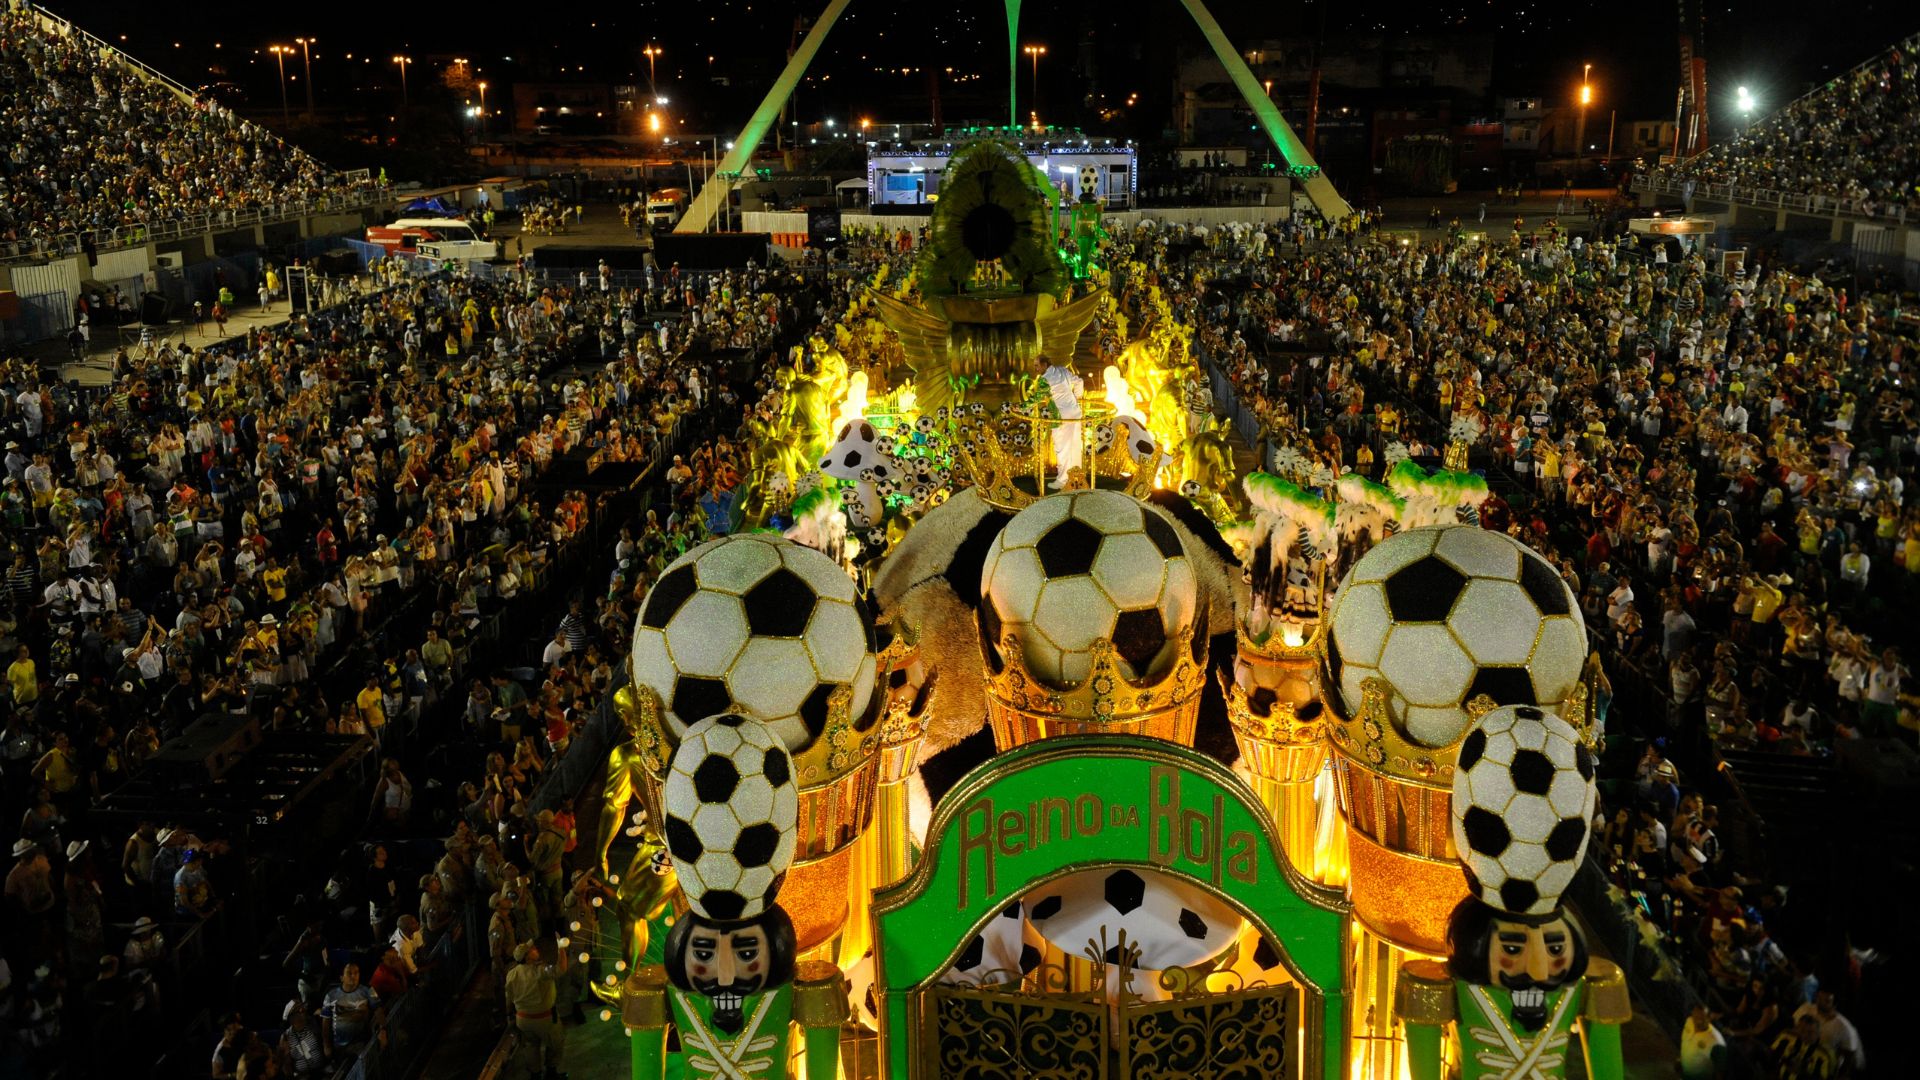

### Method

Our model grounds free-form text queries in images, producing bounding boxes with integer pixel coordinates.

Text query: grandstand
[0,4,386,341]
[1636,31,1920,225]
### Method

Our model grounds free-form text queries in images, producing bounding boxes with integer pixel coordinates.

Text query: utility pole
[1575,62,1591,169]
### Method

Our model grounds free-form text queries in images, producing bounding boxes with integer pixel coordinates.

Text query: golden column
[1224,624,1345,887]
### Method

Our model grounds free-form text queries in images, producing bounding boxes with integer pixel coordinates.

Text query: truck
[365,217,496,262]
[645,189,688,229]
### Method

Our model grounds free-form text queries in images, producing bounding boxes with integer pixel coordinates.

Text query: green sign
[872,736,1348,1079]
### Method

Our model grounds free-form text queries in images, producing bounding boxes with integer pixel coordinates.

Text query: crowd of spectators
[0,8,354,251]
[1648,33,1920,216]
[1128,212,1908,1074]
[0,236,842,1075]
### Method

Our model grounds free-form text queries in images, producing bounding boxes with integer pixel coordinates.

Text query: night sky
[50,0,1920,129]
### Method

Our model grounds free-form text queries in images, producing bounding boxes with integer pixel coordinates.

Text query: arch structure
[870,735,1351,1079]
[674,0,1353,235]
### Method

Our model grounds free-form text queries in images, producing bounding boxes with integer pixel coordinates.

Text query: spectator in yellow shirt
[261,560,289,605]
[7,644,36,706]
[32,731,79,797]
[357,675,387,745]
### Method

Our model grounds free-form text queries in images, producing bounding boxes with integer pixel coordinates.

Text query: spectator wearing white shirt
[1793,992,1864,1074]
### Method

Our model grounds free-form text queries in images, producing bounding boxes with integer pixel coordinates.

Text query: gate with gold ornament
[917,963,1300,1079]
[874,737,1348,1080]
[923,980,1110,1079]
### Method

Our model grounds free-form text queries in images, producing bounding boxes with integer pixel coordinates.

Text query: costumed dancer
[1036,356,1085,488]
[1397,705,1629,1080]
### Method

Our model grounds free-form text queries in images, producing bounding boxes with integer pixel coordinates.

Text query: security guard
[554,871,609,1024]
[505,940,569,1080]
[528,809,567,922]
[487,891,517,1022]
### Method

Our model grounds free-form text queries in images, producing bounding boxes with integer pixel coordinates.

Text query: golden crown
[950,407,1160,513]
[872,630,934,785]
[1235,618,1326,666]
[980,607,1207,751]
[1324,674,1492,792]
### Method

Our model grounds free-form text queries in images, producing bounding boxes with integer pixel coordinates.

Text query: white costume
[1042,364,1085,487]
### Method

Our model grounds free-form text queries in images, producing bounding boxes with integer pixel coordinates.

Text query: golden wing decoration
[870,292,959,413]
[1035,288,1105,371]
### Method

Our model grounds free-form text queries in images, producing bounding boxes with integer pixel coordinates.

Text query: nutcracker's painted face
[665,907,796,1035]
[1447,899,1588,1032]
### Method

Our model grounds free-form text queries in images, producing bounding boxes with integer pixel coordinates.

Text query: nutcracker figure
[620,715,847,1080]
[1396,705,1630,1080]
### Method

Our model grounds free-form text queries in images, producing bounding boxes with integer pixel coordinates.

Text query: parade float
[595,139,1612,1079]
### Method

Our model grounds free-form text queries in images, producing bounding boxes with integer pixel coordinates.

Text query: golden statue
[1181,416,1240,518]
[589,686,679,1004]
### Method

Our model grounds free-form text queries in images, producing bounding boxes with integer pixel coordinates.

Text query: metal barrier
[0,288,71,345]
[0,191,383,266]
[1633,173,1914,225]
[337,901,488,1080]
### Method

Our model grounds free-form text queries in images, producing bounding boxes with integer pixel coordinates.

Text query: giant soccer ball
[1452,705,1596,917]
[980,490,1197,688]
[941,899,1044,986]
[631,533,878,755]
[1024,867,1242,971]
[1325,524,1585,748]
[662,714,800,922]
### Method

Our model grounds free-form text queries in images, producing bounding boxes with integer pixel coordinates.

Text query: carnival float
[590,139,1619,1079]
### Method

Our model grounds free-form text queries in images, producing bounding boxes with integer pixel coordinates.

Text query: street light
[295,37,314,118]
[1736,85,1757,129]
[643,44,662,95]
[477,81,488,136]
[268,45,291,124]
[1023,44,1047,118]
[392,55,411,106]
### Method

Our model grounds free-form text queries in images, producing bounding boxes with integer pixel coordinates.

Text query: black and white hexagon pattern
[1324,524,1586,748]
[1232,655,1322,720]
[662,714,800,922]
[631,533,879,755]
[819,420,884,481]
[939,900,1044,987]
[843,950,881,1030]
[1115,415,1158,463]
[1024,867,1242,972]
[1450,705,1597,917]
[979,490,1196,688]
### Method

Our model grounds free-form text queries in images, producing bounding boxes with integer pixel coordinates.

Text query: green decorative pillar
[1005,0,1023,128]
[674,0,856,234]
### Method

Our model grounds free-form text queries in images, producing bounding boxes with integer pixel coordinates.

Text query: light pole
[268,45,291,124]
[1023,44,1047,123]
[644,44,662,97]
[1574,63,1592,169]
[391,55,411,106]
[477,81,488,136]
[1736,85,1756,130]
[295,37,315,118]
